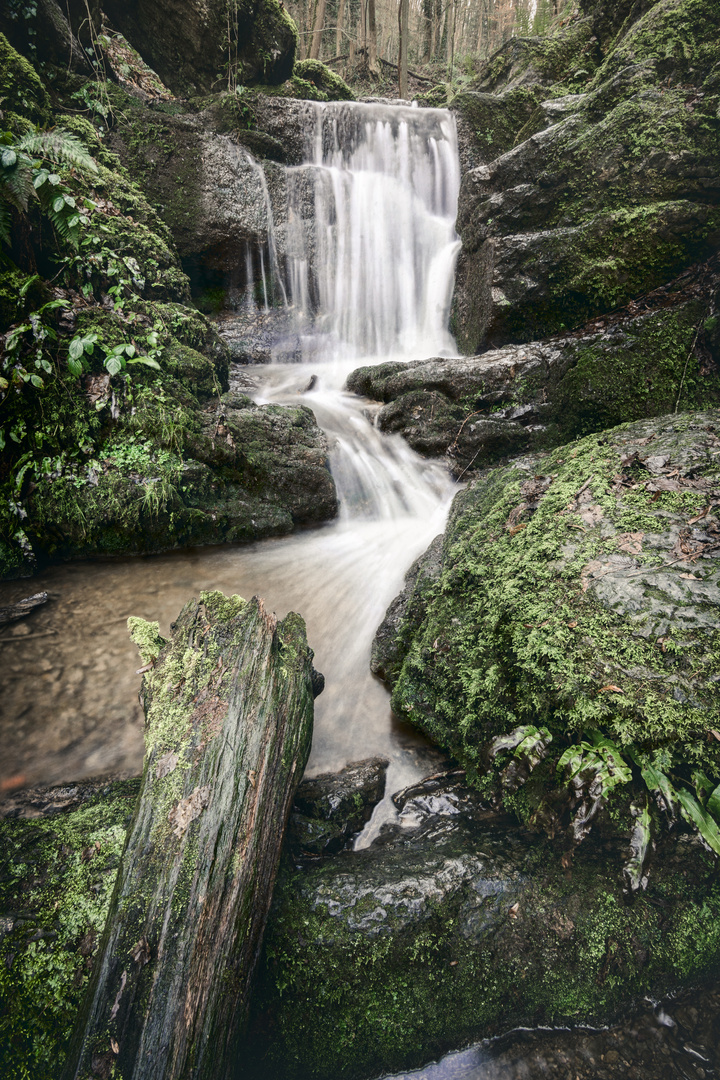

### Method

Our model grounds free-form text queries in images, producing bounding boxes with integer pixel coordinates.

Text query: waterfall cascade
[282,101,461,361]
[0,101,462,845]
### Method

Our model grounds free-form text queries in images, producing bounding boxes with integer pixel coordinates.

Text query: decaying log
[62,590,318,1080]
[0,591,48,625]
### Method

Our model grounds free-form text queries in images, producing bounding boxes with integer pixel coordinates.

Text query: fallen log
[0,591,48,626]
[62,590,318,1080]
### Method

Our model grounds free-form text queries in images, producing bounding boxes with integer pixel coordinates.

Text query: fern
[0,126,97,249]
[15,129,98,175]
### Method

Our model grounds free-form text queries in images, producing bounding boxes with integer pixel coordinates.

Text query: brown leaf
[167,785,210,838]
[130,936,151,968]
[710,730,720,743]
[508,902,520,919]
[679,572,699,580]
[567,620,578,628]
[599,684,624,694]
[155,751,179,780]
[617,531,643,554]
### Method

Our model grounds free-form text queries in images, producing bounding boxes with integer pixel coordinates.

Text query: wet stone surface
[382,986,720,1079]
[289,756,390,855]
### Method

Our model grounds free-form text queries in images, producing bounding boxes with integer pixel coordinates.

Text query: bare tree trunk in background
[446,0,455,70]
[309,0,327,58]
[368,0,380,74]
[336,0,345,59]
[398,0,409,97]
[432,0,442,57]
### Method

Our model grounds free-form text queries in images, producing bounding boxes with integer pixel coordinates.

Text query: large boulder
[245,771,720,1079]
[372,408,720,848]
[101,0,297,95]
[452,0,720,353]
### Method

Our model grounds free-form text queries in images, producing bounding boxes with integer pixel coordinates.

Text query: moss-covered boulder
[453,0,720,352]
[0,33,51,128]
[373,409,720,847]
[349,275,720,475]
[100,0,296,96]
[0,779,141,1080]
[245,772,720,1080]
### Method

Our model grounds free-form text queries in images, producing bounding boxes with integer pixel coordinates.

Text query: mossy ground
[0,781,141,1080]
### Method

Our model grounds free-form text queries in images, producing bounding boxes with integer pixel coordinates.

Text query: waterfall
[277,100,461,362]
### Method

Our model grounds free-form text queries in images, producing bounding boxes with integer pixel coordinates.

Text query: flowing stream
[0,101,461,845]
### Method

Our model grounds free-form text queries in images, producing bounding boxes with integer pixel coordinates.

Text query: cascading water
[0,100,461,846]
[279,100,461,361]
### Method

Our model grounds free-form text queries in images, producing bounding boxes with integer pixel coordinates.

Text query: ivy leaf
[105,356,123,376]
[676,787,720,856]
[128,356,161,370]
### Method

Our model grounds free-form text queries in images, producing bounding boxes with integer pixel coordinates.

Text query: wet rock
[0,592,48,627]
[375,408,720,846]
[348,275,720,475]
[451,0,720,351]
[246,771,720,1080]
[288,757,389,855]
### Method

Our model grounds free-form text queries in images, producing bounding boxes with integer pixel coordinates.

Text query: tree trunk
[335,0,345,61]
[367,0,380,75]
[398,0,409,98]
[309,0,327,59]
[62,591,317,1080]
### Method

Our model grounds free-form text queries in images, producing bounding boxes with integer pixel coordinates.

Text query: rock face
[451,0,720,353]
[372,409,720,848]
[101,0,296,96]
[288,757,389,855]
[245,771,720,1080]
[348,266,720,475]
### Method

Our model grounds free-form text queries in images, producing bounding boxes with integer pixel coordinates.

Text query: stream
[3,98,716,1079]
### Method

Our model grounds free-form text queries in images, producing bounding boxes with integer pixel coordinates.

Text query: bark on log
[62,590,317,1080]
[0,591,48,626]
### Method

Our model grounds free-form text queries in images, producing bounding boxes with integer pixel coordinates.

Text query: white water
[0,101,461,846]
[280,100,461,361]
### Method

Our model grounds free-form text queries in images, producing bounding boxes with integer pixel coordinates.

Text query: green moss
[0,34,50,126]
[386,410,720,816]
[292,60,354,101]
[0,781,141,1080]
[248,819,720,1080]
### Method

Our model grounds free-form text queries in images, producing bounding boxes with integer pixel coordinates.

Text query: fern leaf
[15,129,98,175]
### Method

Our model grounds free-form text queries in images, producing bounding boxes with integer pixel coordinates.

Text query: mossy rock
[0,779,141,1080]
[451,86,543,162]
[0,33,51,126]
[247,774,720,1080]
[375,409,720,832]
[291,60,354,102]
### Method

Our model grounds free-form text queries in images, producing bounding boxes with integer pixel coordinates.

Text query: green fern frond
[0,201,11,246]
[15,129,98,175]
[0,160,35,212]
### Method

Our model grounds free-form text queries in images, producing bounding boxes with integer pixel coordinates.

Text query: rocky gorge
[2,0,720,1077]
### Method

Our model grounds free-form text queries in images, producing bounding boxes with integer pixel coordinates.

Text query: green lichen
[128,617,167,664]
[0,33,50,126]
[0,781,141,1080]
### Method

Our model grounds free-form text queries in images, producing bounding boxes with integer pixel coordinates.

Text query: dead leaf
[567,620,578,628]
[136,662,154,675]
[710,730,720,743]
[617,531,644,555]
[508,902,520,919]
[599,685,624,694]
[155,751,179,780]
[110,1039,119,1055]
[689,507,712,525]
[679,572,699,580]
[167,785,210,838]
[130,937,151,968]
